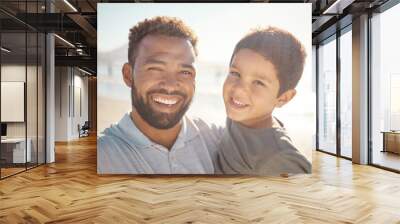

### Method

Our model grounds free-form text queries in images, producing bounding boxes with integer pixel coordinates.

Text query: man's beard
[131,85,192,129]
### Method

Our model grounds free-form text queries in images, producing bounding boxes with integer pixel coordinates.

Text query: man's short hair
[230,26,306,96]
[128,16,198,65]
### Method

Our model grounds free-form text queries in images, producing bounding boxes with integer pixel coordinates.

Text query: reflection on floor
[373,150,400,171]
[0,162,42,178]
[0,167,25,178]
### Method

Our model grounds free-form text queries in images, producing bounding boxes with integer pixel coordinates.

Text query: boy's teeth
[232,99,246,106]
[153,97,178,105]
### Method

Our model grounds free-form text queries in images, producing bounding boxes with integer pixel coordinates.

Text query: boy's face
[223,49,295,128]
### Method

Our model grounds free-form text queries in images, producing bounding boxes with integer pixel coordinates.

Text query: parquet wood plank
[0,135,399,223]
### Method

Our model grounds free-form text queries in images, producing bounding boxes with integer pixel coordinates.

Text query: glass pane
[318,37,337,154]
[0,1,46,178]
[1,30,27,177]
[38,33,45,165]
[340,29,352,158]
[371,3,400,171]
[24,0,38,169]
[27,31,38,169]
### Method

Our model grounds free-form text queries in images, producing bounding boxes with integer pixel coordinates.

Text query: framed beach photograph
[97,3,313,175]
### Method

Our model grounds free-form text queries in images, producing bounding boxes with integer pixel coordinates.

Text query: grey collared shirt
[97,113,222,174]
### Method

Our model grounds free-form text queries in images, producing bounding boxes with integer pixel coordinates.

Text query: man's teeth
[232,99,247,106]
[153,97,178,105]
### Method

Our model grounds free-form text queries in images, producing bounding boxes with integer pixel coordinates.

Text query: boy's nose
[231,81,249,98]
[233,80,249,92]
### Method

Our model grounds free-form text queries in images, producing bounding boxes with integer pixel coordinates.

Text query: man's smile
[150,93,183,109]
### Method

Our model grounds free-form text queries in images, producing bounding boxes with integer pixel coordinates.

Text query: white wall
[1,65,38,138]
[1,65,26,134]
[55,66,69,141]
[54,67,89,141]
[71,72,89,139]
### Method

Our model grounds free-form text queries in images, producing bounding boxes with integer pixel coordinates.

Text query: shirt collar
[117,113,199,149]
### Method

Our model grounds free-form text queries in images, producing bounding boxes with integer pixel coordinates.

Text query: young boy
[217,27,311,176]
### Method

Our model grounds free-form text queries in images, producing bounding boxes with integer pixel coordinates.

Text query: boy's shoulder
[269,125,311,174]
[271,123,299,155]
[189,116,225,139]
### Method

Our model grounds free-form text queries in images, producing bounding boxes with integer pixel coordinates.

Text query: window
[339,28,352,158]
[370,2,400,171]
[317,36,337,155]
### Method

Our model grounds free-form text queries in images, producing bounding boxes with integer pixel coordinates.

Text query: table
[1,138,31,163]
[381,131,400,154]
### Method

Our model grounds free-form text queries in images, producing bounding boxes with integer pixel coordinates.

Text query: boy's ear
[122,63,134,87]
[276,89,296,108]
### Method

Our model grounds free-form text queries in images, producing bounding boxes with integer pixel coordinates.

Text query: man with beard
[97,16,221,174]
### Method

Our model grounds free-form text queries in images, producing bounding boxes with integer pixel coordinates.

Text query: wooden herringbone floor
[1,135,400,224]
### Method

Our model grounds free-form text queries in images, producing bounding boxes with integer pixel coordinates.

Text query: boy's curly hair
[128,16,198,65]
[231,27,306,96]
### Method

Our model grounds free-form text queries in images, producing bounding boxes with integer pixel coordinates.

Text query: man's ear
[122,63,134,87]
[276,89,296,108]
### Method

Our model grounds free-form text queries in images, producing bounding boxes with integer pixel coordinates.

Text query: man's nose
[159,73,181,91]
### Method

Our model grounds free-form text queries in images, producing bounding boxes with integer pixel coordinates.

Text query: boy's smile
[228,97,249,110]
[223,49,286,128]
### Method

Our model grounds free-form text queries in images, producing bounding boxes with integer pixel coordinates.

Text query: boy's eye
[254,80,265,86]
[229,71,240,77]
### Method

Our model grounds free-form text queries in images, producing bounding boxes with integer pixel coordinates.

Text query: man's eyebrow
[143,58,194,70]
[181,63,195,70]
[143,58,166,65]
